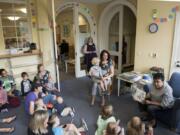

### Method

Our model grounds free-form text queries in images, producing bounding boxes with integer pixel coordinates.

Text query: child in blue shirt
[49,113,88,135]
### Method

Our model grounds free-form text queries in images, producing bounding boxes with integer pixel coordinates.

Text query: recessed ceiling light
[20,8,27,14]
[7,16,20,21]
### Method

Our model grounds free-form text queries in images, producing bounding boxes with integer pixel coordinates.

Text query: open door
[108,6,123,74]
[74,6,91,78]
[74,6,85,77]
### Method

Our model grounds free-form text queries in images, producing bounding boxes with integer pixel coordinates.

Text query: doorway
[56,3,97,80]
[56,8,75,80]
[99,1,136,74]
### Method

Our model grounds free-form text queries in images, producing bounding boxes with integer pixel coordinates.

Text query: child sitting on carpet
[104,122,124,135]
[49,113,88,135]
[89,57,108,94]
[95,105,118,135]
[34,98,47,111]
[54,96,75,117]
[126,116,153,135]
[0,69,21,97]
[34,96,75,117]
[0,80,8,112]
[46,77,60,95]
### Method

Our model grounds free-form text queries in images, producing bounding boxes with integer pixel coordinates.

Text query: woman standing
[83,37,97,71]
[28,110,53,135]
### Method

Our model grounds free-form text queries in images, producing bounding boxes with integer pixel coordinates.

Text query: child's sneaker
[1,108,8,113]
[81,118,88,131]
[71,107,75,113]
[70,111,75,118]
[52,108,57,113]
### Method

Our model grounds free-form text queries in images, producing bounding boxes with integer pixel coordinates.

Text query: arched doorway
[99,0,137,73]
[56,2,97,78]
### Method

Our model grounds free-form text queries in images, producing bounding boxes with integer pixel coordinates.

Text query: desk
[116,72,142,96]
[65,59,75,73]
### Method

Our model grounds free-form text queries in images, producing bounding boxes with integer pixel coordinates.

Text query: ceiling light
[20,8,27,14]
[7,16,20,21]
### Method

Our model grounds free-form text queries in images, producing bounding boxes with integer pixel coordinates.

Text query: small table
[64,59,75,73]
[116,72,142,96]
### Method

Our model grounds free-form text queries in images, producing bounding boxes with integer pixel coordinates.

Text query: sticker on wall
[152,5,180,24]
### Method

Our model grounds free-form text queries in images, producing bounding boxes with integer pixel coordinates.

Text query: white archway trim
[55,2,97,45]
[98,0,137,51]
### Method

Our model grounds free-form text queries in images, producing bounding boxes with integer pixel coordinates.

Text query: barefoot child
[49,113,88,135]
[89,57,108,94]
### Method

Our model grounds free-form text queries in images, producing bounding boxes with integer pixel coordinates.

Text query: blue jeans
[42,94,56,105]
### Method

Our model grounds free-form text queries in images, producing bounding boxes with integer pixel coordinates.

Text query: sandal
[3,116,16,123]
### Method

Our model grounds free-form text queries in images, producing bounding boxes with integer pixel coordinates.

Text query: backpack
[8,97,21,108]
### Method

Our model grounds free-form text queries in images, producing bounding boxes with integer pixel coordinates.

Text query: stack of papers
[119,72,142,82]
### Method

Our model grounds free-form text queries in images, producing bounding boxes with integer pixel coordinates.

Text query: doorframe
[98,0,137,73]
[169,11,180,77]
[56,2,97,77]
[56,2,97,46]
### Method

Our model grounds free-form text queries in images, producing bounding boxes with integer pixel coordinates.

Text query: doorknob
[175,61,180,67]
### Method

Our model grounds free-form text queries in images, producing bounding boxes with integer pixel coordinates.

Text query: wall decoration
[152,5,180,24]
[152,9,158,19]
[62,24,70,37]
[149,23,158,33]
[57,2,96,26]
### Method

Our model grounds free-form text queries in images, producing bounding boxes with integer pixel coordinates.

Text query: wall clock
[149,23,158,33]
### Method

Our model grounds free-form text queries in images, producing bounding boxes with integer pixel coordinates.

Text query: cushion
[169,72,180,98]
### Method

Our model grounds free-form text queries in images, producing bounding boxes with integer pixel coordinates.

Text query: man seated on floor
[139,73,174,127]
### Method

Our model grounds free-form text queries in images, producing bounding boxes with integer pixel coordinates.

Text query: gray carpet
[0,77,177,135]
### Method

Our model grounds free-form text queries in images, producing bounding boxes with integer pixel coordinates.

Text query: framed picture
[62,24,70,37]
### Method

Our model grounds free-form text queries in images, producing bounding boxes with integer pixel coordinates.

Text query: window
[0,0,31,49]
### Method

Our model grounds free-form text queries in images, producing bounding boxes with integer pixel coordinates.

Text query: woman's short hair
[101,104,113,119]
[29,110,49,134]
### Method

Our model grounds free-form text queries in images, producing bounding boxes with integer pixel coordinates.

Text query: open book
[132,87,146,103]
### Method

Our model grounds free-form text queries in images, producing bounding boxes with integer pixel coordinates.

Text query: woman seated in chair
[90,50,114,106]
